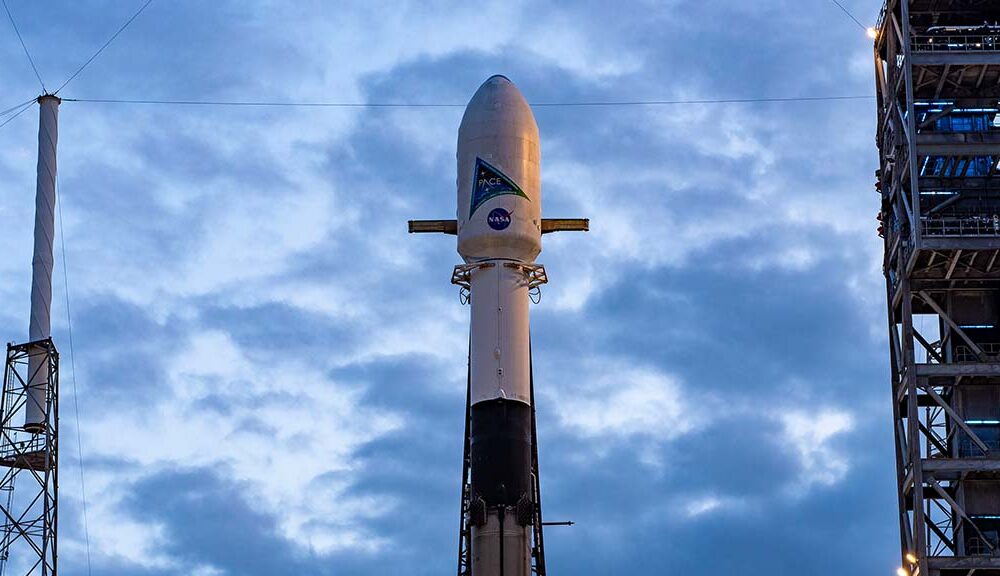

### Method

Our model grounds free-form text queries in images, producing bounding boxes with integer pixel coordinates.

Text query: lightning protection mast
[0,95,61,576]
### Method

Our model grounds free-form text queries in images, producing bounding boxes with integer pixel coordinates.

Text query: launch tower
[875,2,1000,573]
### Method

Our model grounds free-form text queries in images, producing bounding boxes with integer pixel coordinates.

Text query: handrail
[913,34,1000,52]
[923,215,1000,237]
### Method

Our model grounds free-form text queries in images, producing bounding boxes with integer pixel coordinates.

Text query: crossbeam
[541,219,589,233]
[408,220,458,234]
[408,218,589,235]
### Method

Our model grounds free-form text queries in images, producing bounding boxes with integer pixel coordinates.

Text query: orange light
[868,27,879,39]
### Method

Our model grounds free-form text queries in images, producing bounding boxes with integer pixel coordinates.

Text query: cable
[0,96,36,118]
[533,95,875,107]
[54,0,155,94]
[0,99,33,130]
[828,0,867,31]
[63,98,466,108]
[61,94,875,109]
[2,0,46,92]
[55,178,93,576]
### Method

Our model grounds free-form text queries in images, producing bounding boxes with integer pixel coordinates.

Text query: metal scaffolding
[0,340,58,576]
[875,1,1000,574]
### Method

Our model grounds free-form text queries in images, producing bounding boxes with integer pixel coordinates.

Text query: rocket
[460,74,540,576]
[410,75,587,576]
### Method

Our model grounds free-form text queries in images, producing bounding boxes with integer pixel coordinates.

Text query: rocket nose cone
[460,75,536,136]
[467,74,521,108]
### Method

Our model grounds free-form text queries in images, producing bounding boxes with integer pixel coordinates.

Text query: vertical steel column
[900,0,920,249]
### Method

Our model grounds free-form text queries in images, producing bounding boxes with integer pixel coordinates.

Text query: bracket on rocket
[450,262,549,305]
[451,262,495,289]
[451,263,495,305]
[502,263,548,290]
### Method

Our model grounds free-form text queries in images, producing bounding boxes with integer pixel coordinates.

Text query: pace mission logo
[470,157,529,218]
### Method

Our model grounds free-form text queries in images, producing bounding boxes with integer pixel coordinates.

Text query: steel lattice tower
[875,1,1000,573]
[0,340,58,576]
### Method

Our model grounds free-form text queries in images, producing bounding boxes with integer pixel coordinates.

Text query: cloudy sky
[0,1,895,574]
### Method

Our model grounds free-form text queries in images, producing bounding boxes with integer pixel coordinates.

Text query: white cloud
[685,495,724,518]
[521,13,642,80]
[552,364,701,442]
[778,408,855,493]
[745,244,817,272]
[191,565,227,576]
[682,494,750,519]
[84,330,403,560]
[85,467,176,570]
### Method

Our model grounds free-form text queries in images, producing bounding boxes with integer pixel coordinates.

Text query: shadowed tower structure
[875,1,1000,574]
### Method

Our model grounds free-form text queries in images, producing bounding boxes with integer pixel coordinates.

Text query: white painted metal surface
[26,96,59,431]
[457,75,541,264]
[460,76,539,409]
[469,263,532,405]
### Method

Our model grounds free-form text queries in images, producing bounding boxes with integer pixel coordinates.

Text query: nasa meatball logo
[487,208,512,230]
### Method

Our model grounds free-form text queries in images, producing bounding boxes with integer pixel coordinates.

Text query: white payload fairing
[410,75,587,576]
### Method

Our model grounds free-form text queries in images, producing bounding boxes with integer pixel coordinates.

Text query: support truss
[0,340,58,576]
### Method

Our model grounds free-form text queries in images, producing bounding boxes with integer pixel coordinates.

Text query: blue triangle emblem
[470,157,529,218]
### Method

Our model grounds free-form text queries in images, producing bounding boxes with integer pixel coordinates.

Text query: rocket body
[458,76,540,576]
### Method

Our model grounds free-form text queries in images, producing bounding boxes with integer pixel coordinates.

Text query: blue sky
[0,1,894,574]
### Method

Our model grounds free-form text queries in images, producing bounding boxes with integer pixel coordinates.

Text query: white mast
[25,95,60,433]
